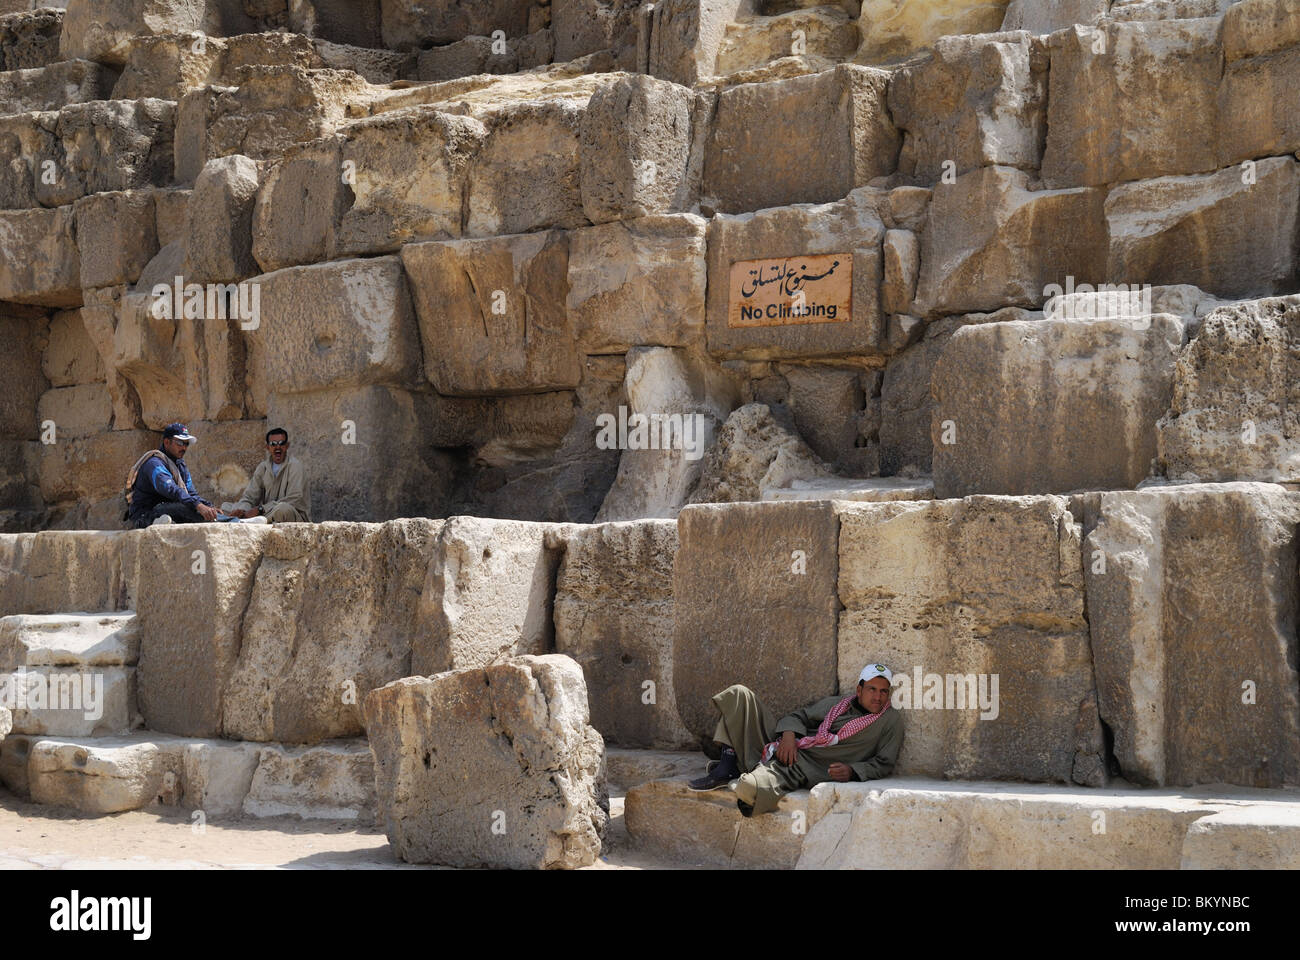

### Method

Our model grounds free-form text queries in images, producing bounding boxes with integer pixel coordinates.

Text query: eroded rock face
[1085,483,1300,788]
[364,654,608,868]
[838,495,1103,785]
[223,520,442,744]
[1157,296,1300,483]
[554,520,692,748]
[672,500,840,741]
[688,402,832,504]
[931,313,1186,496]
[857,0,1010,64]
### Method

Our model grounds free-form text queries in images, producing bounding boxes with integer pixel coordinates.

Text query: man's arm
[847,713,903,782]
[147,461,197,504]
[232,463,265,514]
[773,695,837,739]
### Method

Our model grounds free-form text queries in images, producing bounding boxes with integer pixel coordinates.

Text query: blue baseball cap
[162,423,196,442]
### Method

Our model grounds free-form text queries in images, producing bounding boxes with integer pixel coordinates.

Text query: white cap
[859,663,893,684]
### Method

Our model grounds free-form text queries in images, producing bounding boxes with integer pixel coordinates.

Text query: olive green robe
[710,683,903,816]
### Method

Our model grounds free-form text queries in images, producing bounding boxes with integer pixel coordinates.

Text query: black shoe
[688,767,735,791]
[737,799,755,818]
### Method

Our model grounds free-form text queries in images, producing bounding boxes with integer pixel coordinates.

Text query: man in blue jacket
[124,423,219,528]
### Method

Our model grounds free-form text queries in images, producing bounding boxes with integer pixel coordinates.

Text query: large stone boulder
[1085,483,1300,788]
[0,58,114,112]
[703,64,898,214]
[889,30,1047,184]
[223,520,443,744]
[673,500,841,741]
[0,207,81,307]
[0,530,137,615]
[59,0,225,66]
[856,0,1010,64]
[73,189,158,289]
[931,313,1186,496]
[554,520,692,748]
[704,188,887,360]
[838,495,1103,784]
[1105,158,1300,300]
[688,402,832,504]
[912,165,1106,316]
[364,654,608,868]
[1156,295,1300,483]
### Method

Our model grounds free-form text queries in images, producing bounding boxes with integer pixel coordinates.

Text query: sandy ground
[0,790,667,870]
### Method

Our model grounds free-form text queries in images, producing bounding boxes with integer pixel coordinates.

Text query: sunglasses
[267,440,288,447]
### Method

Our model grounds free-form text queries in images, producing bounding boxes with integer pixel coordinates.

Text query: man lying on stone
[688,663,903,817]
[224,427,311,523]
[124,423,219,528]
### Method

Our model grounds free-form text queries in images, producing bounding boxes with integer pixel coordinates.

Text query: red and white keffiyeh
[759,696,885,764]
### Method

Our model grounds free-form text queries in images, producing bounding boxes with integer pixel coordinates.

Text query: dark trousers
[130,500,205,529]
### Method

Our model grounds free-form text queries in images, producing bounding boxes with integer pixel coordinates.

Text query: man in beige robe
[688,663,903,816]
[229,427,311,522]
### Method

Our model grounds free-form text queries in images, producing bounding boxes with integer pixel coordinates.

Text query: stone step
[625,774,1300,869]
[715,7,859,77]
[605,748,703,792]
[0,731,375,821]
[624,774,808,868]
[0,611,138,667]
[0,58,114,113]
[799,778,1300,869]
[761,476,935,502]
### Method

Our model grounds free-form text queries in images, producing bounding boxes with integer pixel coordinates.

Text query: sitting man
[124,423,219,527]
[226,427,310,523]
[688,663,903,817]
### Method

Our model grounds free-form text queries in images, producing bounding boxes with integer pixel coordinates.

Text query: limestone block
[186,154,259,283]
[243,741,376,819]
[59,0,216,65]
[334,107,485,257]
[0,206,80,307]
[1000,0,1107,32]
[380,0,534,49]
[223,520,442,743]
[0,529,137,615]
[595,346,741,521]
[0,731,28,795]
[412,516,567,675]
[0,7,63,70]
[567,214,706,353]
[1218,40,1300,165]
[704,64,898,214]
[0,613,138,667]
[313,38,415,84]
[36,428,151,505]
[36,383,113,440]
[856,0,1010,63]
[1181,806,1300,869]
[714,7,858,76]
[624,775,806,867]
[1041,19,1221,188]
[415,35,501,81]
[688,402,832,504]
[553,0,640,64]
[28,736,178,813]
[265,386,457,521]
[174,66,371,182]
[0,705,8,740]
[0,111,56,209]
[913,165,1106,316]
[135,525,272,737]
[52,98,175,204]
[402,231,580,396]
[294,0,384,49]
[579,73,693,223]
[764,476,936,502]
[110,33,224,101]
[1105,158,1300,300]
[179,738,261,817]
[1108,0,1233,21]
[704,188,886,359]
[1156,295,1300,482]
[889,30,1046,184]
[43,309,106,387]
[254,256,423,395]
[672,500,839,741]
[931,314,1186,496]
[73,189,158,289]
[1223,0,1300,61]
[1,665,135,736]
[0,310,48,440]
[647,0,755,86]
[604,747,702,790]
[798,780,1233,870]
[464,97,588,237]
[0,59,114,112]
[881,228,918,316]
[554,520,693,748]
[1084,484,1300,787]
[366,655,607,867]
[250,137,349,273]
[154,187,190,247]
[838,496,1101,784]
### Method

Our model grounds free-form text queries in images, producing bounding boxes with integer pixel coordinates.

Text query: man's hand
[828,762,853,783]
[776,731,799,765]
[196,503,219,521]
[231,508,255,518]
